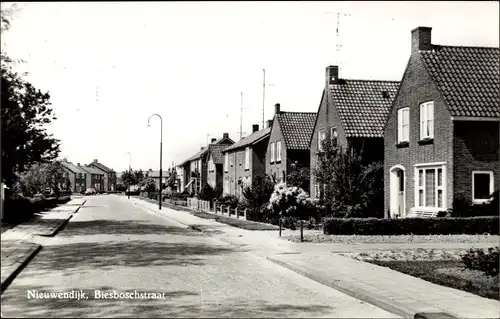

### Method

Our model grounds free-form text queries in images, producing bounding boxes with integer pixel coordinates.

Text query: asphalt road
[1,195,399,318]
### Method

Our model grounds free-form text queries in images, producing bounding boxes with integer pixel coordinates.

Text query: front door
[397,170,405,217]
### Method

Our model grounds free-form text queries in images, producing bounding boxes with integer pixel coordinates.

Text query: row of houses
[60,159,117,193]
[174,26,499,219]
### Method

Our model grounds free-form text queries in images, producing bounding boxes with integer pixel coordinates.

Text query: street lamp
[124,152,132,199]
[148,113,163,210]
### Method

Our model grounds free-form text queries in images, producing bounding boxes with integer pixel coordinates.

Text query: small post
[227,206,230,215]
[243,208,247,219]
[279,215,282,237]
[236,209,239,218]
[300,219,304,242]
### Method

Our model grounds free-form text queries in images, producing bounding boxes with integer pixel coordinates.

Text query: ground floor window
[472,171,494,204]
[415,164,445,209]
[314,183,320,199]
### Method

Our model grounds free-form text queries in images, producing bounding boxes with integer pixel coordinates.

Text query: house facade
[88,159,117,191]
[180,133,234,195]
[80,165,105,191]
[61,160,88,193]
[384,26,499,218]
[206,144,229,191]
[145,169,168,190]
[175,165,184,192]
[309,65,400,198]
[222,124,271,198]
[266,103,316,192]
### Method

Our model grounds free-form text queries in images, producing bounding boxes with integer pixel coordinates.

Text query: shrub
[461,247,499,277]
[242,175,275,211]
[125,190,140,196]
[218,194,238,209]
[246,203,279,225]
[268,182,316,220]
[323,216,499,235]
[198,183,216,201]
[57,196,71,204]
[3,196,36,223]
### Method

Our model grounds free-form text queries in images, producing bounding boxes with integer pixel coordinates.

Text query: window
[270,142,275,162]
[472,171,494,204]
[415,164,445,209]
[330,127,338,147]
[398,107,409,142]
[314,183,320,199]
[224,153,229,172]
[276,141,282,162]
[245,147,250,170]
[420,102,434,140]
[318,130,326,151]
[230,154,234,166]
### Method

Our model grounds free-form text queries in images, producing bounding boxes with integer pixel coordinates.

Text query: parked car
[85,188,96,195]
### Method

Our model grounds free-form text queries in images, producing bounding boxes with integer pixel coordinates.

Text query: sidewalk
[1,197,87,294]
[129,196,500,319]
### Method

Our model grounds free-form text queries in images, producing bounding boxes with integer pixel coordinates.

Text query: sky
[2,1,499,173]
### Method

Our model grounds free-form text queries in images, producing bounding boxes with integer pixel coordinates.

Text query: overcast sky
[2,1,499,173]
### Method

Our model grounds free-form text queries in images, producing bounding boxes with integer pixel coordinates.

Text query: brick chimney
[93,159,98,163]
[266,119,274,128]
[411,26,432,53]
[200,147,204,151]
[326,65,339,87]
[274,103,281,115]
[211,138,217,143]
[252,124,259,133]
[223,133,229,139]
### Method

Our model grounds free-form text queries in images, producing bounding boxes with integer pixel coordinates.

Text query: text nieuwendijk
[26,290,166,300]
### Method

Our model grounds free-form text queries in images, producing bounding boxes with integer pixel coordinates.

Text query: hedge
[323,216,499,235]
[125,191,140,196]
[3,195,72,224]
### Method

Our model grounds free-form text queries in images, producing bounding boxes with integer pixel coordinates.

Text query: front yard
[340,248,499,300]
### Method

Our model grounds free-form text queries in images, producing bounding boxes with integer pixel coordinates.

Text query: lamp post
[124,152,132,199]
[148,113,163,210]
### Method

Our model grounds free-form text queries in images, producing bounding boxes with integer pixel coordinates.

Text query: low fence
[185,198,247,219]
[214,202,247,219]
[187,198,212,212]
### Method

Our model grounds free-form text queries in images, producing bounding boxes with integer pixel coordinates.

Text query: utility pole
[240,92,243,140]
[335,12,351,69]
[262,69,266,129]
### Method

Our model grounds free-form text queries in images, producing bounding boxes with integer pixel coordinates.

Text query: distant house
[309,65,400,198]
[80,165,105,191]
[206,143,231,192]
[87,159,117,191]
[384,26,499,218]
[175,165,184,192]
[61,160,88,193]
[222,123,271,198]
[145,169,168,190]
[266,103,316,192]
[180,133,234,195]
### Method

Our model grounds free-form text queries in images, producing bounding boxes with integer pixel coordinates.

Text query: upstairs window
[224,153,229,172]
[245,147,250,170]
[398,107,409,142]
[330,127,338,147]
[318,130,326,151]
[472,171,494,204]
[270,142,275,162]
[230,154,234,166]
[420,102,434,140]
[276,141,282,162]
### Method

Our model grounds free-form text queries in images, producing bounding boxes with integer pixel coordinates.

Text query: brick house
[175,165,184,192]
[222,123,271,198]
[309,65,400,199]
[61,160,88,193]
[180,133,234,195]
[266,103,316,192]
[88,159,117,191]
[206,144,230,191]
[145,169,168,190]
[384,26,499,218]
[80,165,105,191]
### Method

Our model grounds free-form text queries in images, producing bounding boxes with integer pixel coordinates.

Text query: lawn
[369,259,499,300]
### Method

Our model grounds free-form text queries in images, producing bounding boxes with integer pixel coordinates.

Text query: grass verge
[368,259,499,300]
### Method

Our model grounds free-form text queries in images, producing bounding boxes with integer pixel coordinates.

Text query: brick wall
[384,53,454,217]
[251,138,269,185]
[266,117,287,181]
[310,89,349,198]
[207,156,217,189]
[453,121,499,204]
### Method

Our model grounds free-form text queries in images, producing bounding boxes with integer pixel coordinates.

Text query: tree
[313,135,384,218]
[286,162,310,192]
[121,170,136,186]
[166,168,177,191]
[1,9,61,188]
[134,170,144,185]
[144,177,157,193]
[19,160,66,197]
[242,175,276,210]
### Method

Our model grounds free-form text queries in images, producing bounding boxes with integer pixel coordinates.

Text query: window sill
[472,199,493,205]
[418,138,434,145]
[396,141,409,148]
[413,207,445,212]
[244,168,250,171]
[275,160,282,164]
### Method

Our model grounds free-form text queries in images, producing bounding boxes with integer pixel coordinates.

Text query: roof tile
[276,112,317,150]
[223,127,271,153]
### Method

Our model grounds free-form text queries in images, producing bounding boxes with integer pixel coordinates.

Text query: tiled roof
[80,165,104,175]
[330,80,400,137]
[61,161,87,174]
[420,45,500,118]
[276,112,317,150]
[208,144,228,164]
[188,148,208,161]
[223,128,271,153]
[146,170,167,178]
[91,161,114,173]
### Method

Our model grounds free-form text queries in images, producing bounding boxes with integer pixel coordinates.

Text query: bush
[242,175,275,211]
[218,194,238,209]
[125,190,140,196]
[451,190,499,217]
[3,196,36,223]
[198,183,216,201]
[461,247,499,277]
[323,216,499,235]
[245,203,279,225]
[57,196,71,204]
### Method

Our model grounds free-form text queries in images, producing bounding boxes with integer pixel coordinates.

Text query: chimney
[77,163,80,166]
[326,65,339,87]
[93,159,98,163]
[411,27,432,53]
[274,103,281,115]
[223,133,229,139]
[211,138,217,143]
[252,124,259,133]
[266,119,274,129]
[200,147,204,151]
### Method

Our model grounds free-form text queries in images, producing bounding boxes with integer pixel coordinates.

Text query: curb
[1,244,42,294]
[37,206,81,237]
[267,255,416,319]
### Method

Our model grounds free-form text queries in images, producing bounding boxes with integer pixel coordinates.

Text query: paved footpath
[131,196,500,319]
[1,197,86,293]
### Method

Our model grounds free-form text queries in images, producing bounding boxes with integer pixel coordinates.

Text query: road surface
[1,195,399,318]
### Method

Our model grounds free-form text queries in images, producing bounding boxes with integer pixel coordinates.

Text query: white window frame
[230,153,234,166]
[472,171,494,204]
[224,153,229,172]
[420,101,434,140]
[330,127,338,147]
[398,107,409,143]
[270,142,275,163]
[245,147,250,170]
[276,141,282,162]
[414,162,447,211]
[318,129,326,151]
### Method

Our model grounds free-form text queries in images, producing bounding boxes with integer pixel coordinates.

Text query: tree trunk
[300,219,304,242]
